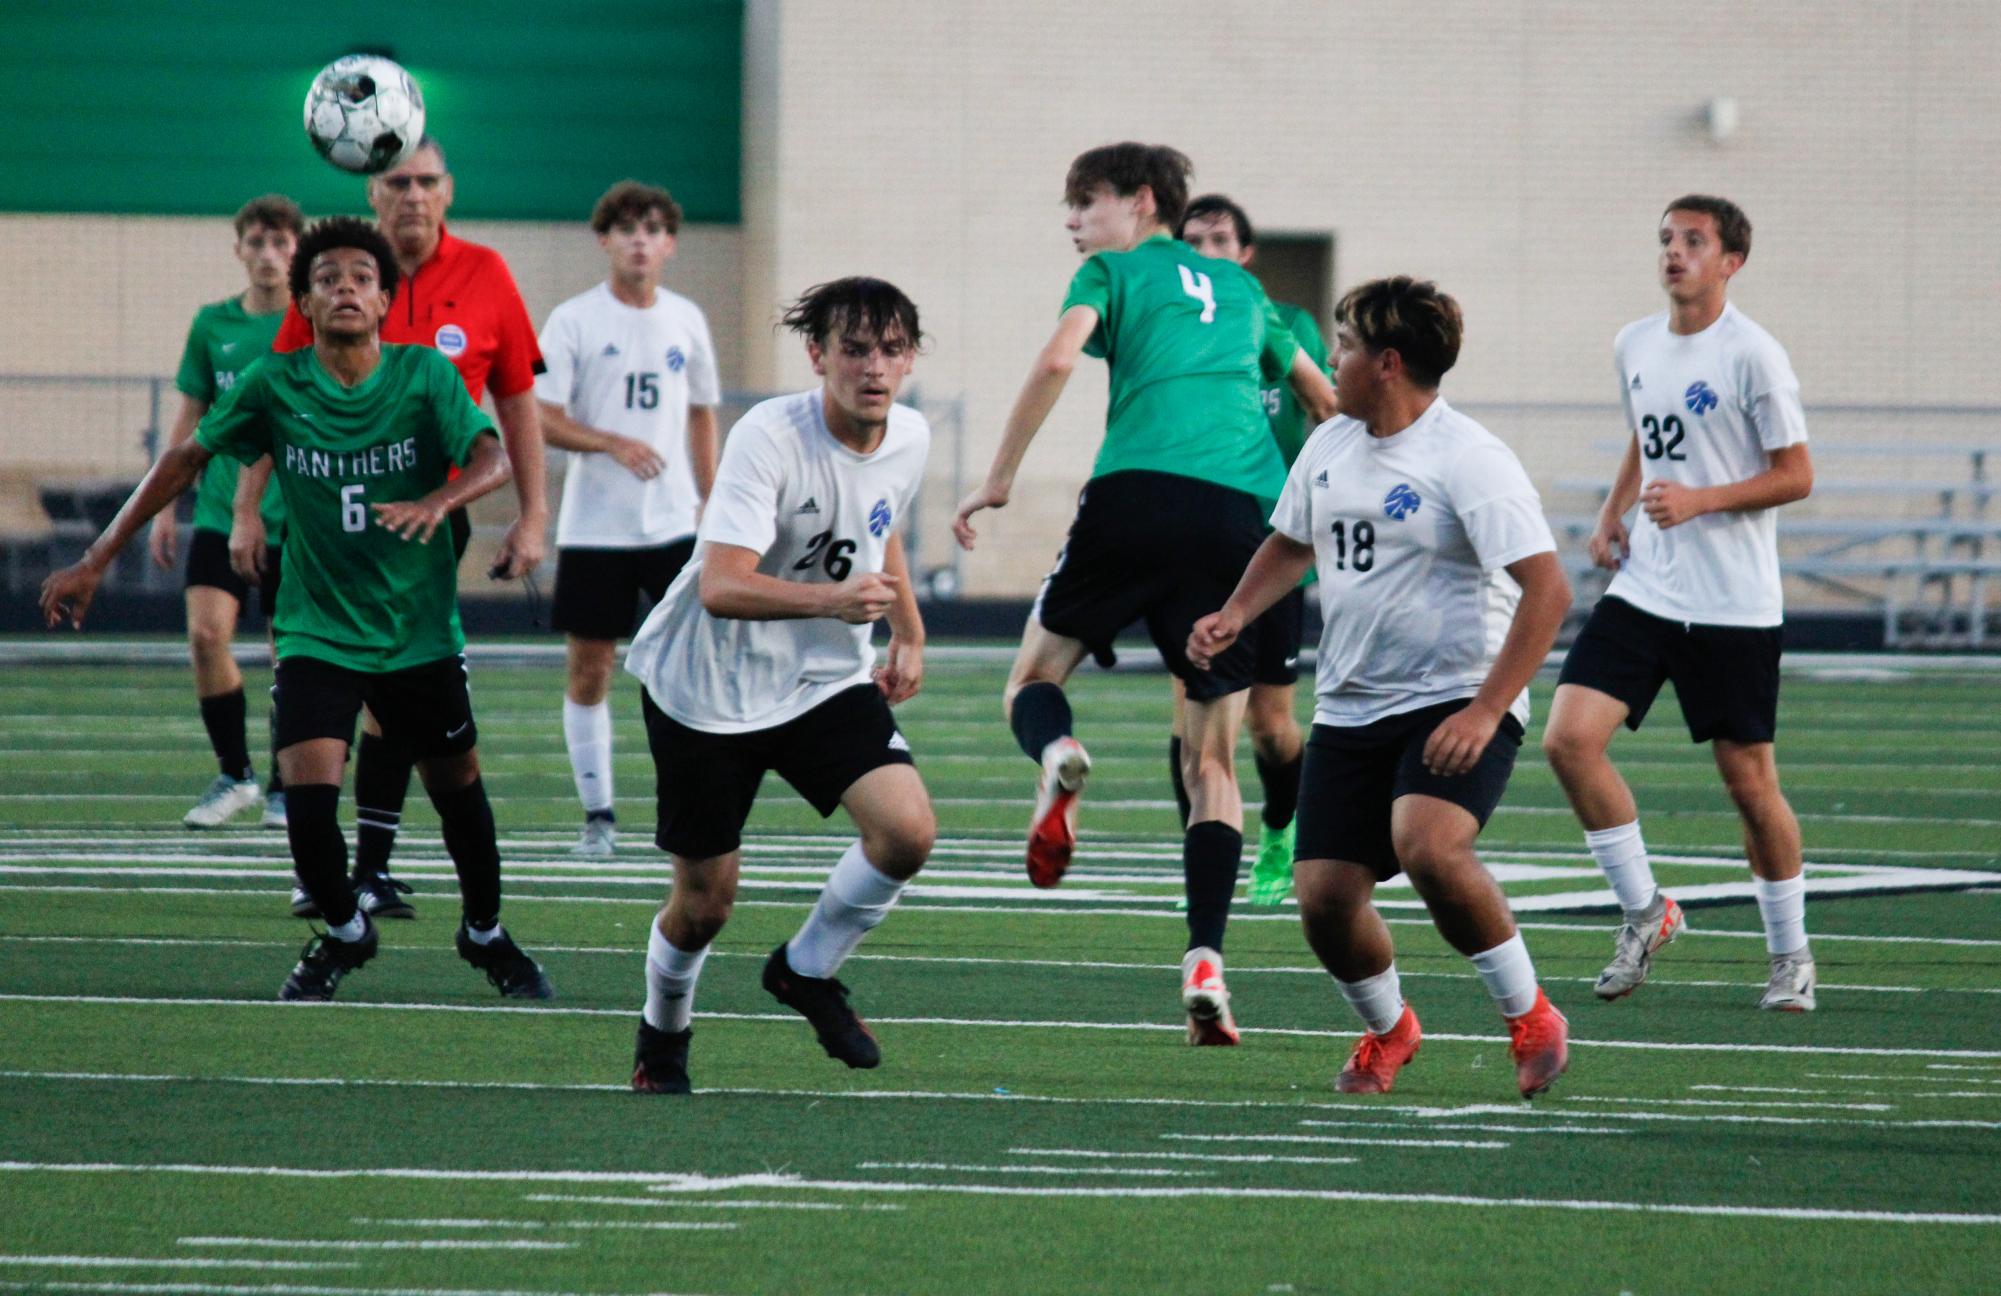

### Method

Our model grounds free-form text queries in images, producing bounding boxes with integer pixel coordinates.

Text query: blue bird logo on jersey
[665,346,686,373]
[868,498,892,538]
[1383,484,1421,520]
[1684,380,1719,415]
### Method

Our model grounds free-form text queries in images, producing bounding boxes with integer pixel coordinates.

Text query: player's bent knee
[863,810,935,879]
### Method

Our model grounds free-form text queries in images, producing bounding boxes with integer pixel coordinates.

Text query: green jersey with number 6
[175,297,288,537]
[194,344,494,673]
[1061,233,1299,500]
[1262,301,1330,470]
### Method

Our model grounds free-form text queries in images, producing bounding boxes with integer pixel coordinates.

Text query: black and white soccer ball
[303,55,426,175]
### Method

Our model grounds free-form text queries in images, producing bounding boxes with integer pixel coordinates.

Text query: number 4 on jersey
[1178,265,1216,324]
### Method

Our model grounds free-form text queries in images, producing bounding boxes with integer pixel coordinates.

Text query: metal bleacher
[1549,443,1997,649]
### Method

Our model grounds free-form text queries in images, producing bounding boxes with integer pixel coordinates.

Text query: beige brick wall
[5,1,1995,598]
[738,0,2001,593]
[0,213,743,478]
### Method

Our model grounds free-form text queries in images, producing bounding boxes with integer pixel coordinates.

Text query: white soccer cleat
[1026,737,1091,888]
[1595,892,1686,1000]
[1181,946,1240,1046]
[183,774,260,829]
[1760,948,1817,1012]
[261,789,289,830]
[573,815,617,858]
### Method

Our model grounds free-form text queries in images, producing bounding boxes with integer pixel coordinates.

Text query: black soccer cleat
[279,917,379,1002]
[354,871,417,920]
[761,942,880,1069]
[456,923,555,999]
[632,1021,693,1095]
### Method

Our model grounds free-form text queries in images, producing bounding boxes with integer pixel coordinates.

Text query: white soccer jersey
[537,282,721,548]
[1606,303,1808,627]
[1271,399,1556,728]
[625,390,930,734]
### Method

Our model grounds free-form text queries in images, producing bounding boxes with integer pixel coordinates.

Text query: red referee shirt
[275,226,543,402]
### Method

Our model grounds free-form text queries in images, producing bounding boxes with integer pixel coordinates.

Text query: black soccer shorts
[641,683,915,860]
[552,537,697,640]
[1557,595,1782,744]
[184,527,282,616]
[1293,699,1524,880]
[1032,469,1266,702]
[273,654,478,759]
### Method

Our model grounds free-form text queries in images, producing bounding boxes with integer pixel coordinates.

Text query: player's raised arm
[952,303,1100,548]
[42,439,216,628]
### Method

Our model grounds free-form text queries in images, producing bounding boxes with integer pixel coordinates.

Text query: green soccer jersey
[194,344,494,674]
[174,297,288,537]
[1262,301,1330,470]
[1062,233,1299,500]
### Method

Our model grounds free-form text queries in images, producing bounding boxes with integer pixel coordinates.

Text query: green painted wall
[1,1,741,222]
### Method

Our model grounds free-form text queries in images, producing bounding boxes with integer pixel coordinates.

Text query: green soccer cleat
[1247,821,1296,905]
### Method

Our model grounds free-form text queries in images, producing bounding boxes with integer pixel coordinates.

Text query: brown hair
[234,194,304,239]
[591,180,683,235]
[1663,194,1752,259]
[1179,193,1254,248]
[780,277,923,349]
[1063,143,1192,231]
[1334,276,1463,389]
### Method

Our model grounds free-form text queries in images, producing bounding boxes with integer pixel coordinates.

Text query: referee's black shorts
[1033,470,1266,702]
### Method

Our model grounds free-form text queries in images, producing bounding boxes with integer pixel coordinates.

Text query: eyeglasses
[380,174,446,192]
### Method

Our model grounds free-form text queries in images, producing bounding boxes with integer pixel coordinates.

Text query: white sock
[463,919,502,946]
[1585,821,1657,914]
[1469,933,1540,1019]
[643,920,708,1032]
[785,842,906,979]
[1335,965,1405,1035]
[563,698,614,815]
[1754,875,1809,956]
[327,913,367,942]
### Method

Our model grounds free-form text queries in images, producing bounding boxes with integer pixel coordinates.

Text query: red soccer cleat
[1507,988,1570,1099]
[1181,947,1240,1046]
[1334,1004,1422,1094]
[1026,737,1091,888]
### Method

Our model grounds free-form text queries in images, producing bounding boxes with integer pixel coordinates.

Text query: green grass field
[2,645,1998,1295]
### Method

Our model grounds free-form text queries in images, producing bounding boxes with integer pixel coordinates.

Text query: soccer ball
[303,55,426,175]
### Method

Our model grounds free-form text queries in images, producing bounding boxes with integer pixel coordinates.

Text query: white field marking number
[1178,265,1216,323]
[341,483,366,533]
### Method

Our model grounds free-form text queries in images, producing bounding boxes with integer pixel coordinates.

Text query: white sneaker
[1026,737,1091,888]
[289,883,320,918]
[261,790,289,830]
[1181,946,1240,1046]
[184,774,260,829]
[1760,948,1817,1012]
[1594,893,1686,1000]
[573,814,617,857]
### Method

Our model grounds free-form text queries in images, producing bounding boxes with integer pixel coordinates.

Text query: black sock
[285,783,356,926]
[1255,751,1304,830]
[1183,820,1243,953]
[431,775,502,929]
[353,731,410,879]
[199,689,252,782]
[1168,737,1190,830]
[1010,682,1073,762]
[266,701,284,794]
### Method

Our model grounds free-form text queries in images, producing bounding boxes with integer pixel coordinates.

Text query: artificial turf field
[1,644,1998,1295]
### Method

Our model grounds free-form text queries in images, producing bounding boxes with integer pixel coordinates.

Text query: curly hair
[288,216,400,304]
